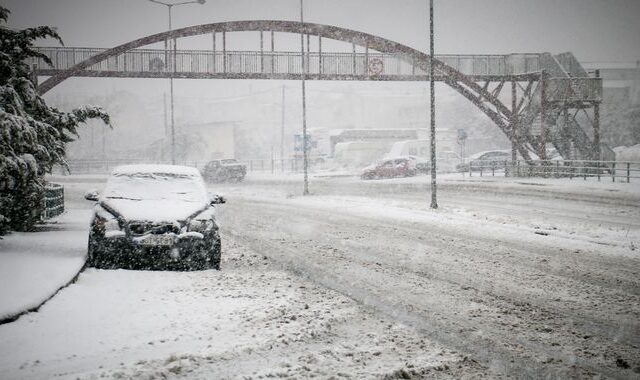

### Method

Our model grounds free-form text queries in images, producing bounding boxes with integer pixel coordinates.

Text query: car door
[378,160,395,178]
[393,159,408,177]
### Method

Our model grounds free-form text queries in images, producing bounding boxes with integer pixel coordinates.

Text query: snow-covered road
[1,174,638,378]
[216,175,640,378]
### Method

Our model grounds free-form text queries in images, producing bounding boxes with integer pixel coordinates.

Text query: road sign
[368,58,384,75]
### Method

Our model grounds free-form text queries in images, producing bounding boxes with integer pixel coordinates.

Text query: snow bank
[614,144,640,162]
[0,210,90,322]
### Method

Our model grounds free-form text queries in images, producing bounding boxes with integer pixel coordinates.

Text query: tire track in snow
[220,197,640,378]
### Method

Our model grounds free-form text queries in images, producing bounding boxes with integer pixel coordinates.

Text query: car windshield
[221,159,238,164]
[103,173,207,203]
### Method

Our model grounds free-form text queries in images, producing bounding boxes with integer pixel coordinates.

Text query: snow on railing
[41,183,64,220]
[464,160,640,183]
[30,47,568,78]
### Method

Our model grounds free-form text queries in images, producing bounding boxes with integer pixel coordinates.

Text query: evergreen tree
[0,7,110,235]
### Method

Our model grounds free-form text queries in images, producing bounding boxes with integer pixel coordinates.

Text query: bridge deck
[31,47,601,101]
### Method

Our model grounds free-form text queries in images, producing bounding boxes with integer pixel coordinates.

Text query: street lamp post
[300,0,309,195]
[148,0,206,165]
[429,0,438,209]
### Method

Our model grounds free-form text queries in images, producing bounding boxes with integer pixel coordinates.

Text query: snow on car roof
[468,150,511,159]
[111,164,201,177]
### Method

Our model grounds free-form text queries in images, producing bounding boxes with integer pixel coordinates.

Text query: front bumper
[98,234,214,270]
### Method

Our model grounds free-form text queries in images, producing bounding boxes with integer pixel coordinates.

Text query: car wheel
[210,238,221,270]
[86,233,96,268]
[87,232,107,269]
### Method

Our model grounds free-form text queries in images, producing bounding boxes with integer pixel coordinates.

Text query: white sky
[3,0,639,133]
[5,0,640,63]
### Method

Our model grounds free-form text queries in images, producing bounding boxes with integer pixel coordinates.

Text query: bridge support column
[212,32,216,73]
[365,42,369,78]
[510,80,517,175]
[352,42,356,75]
[260,30,264,73]
[561,107,571,159]
[222,31,226,73]
[593,69,601,161]
[271,31,275,73]
[318,36,322,75]
[539,70,547,160]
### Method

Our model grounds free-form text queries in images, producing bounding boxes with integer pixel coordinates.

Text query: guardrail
[464,160,640,183]
[61,158,311,175]
[41,183,64,220]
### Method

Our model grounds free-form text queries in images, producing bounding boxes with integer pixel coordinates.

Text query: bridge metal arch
[37,20,529,159]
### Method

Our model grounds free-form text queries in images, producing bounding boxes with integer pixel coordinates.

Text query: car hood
[101,198,207,223]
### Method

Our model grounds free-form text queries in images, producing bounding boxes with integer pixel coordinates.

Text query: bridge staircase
[517,52,613,162]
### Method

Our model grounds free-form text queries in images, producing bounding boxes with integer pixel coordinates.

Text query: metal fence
[61,158,310,175]
[41,183,64,220]
[465,160,640,183]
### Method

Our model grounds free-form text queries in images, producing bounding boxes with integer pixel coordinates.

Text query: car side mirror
[84,189,99,201]
[210,194,226,205]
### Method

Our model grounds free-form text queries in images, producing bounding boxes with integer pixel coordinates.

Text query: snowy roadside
[0,209,90,323]
[0,236,483,380]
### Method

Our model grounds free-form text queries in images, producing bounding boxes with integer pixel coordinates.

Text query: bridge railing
[32,47,556,78]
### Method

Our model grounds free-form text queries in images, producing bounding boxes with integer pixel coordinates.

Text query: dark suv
[84,165,225,270]
[202,159,247,183]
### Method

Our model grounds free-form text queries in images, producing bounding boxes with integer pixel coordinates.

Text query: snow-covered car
[456,150,511,172]
[361,157,417,180]
[202,159,247,183]
[84,165,225,270]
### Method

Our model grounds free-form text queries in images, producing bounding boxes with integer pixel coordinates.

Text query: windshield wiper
[106,196,143,201]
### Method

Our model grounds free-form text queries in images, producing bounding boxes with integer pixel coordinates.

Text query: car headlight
[188,219,213,233]
[93,205,122,235]
[104,219,121,232]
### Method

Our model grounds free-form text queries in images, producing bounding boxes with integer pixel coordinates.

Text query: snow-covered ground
[0,230,474,380]
[1,174,639,378]
[0,208,90,322]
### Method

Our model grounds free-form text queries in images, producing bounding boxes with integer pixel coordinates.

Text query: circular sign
[368,58,384,76]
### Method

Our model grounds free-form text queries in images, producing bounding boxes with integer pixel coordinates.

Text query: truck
[201,159,247,183]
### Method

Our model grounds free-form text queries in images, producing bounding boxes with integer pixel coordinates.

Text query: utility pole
[300,0,309,195]
[429,0,438,209]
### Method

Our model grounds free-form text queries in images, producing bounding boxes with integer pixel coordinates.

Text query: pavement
[0,209,90,323]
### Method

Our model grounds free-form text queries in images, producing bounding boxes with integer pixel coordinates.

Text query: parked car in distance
[361,157,417,180]
[84,164,225,270]
[202,159,247,183]
[456,150,511,172]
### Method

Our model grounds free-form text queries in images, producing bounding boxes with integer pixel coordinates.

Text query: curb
[0,258,87,325]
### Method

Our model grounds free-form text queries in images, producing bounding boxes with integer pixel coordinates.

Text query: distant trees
[0,7,110,234]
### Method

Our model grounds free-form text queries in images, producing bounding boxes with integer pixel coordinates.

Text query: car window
[381,161,394,168]
[221,159,237,164]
